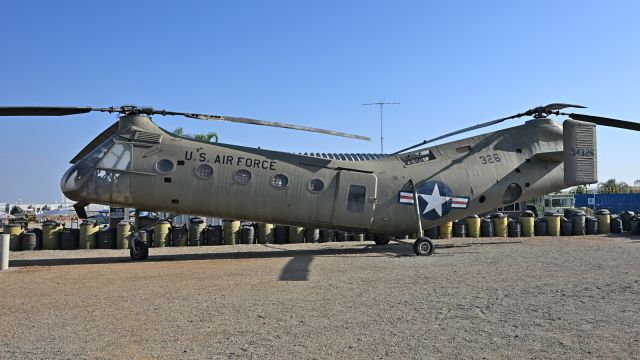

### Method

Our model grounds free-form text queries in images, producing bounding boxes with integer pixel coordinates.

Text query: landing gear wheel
[374,235,390,246]
[413,237,434,256]
[130,240,149,261]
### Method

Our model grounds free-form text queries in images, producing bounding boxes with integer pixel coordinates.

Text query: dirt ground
[1,235,639,359]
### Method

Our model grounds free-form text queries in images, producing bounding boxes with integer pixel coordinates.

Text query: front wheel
[130,240,149,261]
[413,237,434,256]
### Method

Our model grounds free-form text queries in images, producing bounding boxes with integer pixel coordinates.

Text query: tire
[413,237,434,256]
[130,240,149,261]
[373,235,390,246]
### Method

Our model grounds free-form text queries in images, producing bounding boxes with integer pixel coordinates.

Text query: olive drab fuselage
[62,114,597,235]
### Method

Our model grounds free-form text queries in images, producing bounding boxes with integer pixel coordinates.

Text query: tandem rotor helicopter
[1,103,639,259]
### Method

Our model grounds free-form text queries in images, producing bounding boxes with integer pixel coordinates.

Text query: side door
[331,170,377,229]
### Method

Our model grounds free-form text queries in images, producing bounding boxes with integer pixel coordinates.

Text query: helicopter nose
[60,163,87,201]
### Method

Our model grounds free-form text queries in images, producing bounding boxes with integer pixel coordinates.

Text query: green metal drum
[596,210,610,234]
[116,221,131,249]
[257,223,274,244]
[438,221,452,239]
[79,221,99,249]
[223,219,240,245]
[4,224,24,251]
[492,214,508,237]
[546,214,561,236]
[153,221,170,248]
[465,216,481,238]
[189,218,206,246]
[42,221,62,250]
[289,226,304,243]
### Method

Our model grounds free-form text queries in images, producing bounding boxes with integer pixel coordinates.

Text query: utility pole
[362,101,399,153]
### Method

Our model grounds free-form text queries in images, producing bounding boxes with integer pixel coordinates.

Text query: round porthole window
[195,164,214,178]
[155,159,174,173]
[307,178,325,192]
[271,174,289,189]
[233,169,252,185]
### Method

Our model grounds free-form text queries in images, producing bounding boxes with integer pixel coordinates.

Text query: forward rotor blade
[568,113,640,131]
[0,106,93,116]
[185,113,371,141]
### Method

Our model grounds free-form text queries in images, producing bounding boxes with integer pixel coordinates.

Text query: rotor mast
[363,101,399,153]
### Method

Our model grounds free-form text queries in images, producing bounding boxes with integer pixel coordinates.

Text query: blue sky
[1,1,639,202]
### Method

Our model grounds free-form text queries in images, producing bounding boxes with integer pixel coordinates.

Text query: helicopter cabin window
[307,178,325,192]
[398,150,436,166]
[195,164,214,179]
[347,185,366,213]
[97,143,131,171]
[155,159,174,174]
[271,174,289,189]
[233,169,252,185]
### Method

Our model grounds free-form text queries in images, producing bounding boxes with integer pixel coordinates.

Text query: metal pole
[409,180,424,237]
[363,101,399,154]
[380,104,384,154]
[1,234,9,270]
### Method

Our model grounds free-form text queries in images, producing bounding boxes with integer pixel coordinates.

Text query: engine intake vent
[133,131,162,144]
[563,119,597,186]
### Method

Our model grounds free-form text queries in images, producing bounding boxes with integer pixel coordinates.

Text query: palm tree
[172,127,219,142]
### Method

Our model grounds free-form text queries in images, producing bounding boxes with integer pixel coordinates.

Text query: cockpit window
[398,150,436,166]
[85,137,114,167]
[97,143,132,171]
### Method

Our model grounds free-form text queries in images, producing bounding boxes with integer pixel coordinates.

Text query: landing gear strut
[409,179,435,256]
[413,237,434,256]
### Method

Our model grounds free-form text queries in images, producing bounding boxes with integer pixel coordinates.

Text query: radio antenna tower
[362,101,399,153]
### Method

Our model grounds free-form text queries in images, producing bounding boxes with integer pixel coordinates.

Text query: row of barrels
[4,210,637,251]
[3,218,370,251]
[428,210,636,239]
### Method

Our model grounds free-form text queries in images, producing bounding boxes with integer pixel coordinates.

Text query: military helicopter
[1,103,638,260]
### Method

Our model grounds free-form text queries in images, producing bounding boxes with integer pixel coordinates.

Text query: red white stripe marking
[399,192,415,204]
[451,197,469,208]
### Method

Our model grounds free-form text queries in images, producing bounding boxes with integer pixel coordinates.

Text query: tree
[597,178,629,194]
[172,127,219,142]
[570,185,587,194]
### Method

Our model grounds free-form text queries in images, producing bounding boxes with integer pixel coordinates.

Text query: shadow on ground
[8,240,526,268]
[8,240,527,281]
[9,243,410,268]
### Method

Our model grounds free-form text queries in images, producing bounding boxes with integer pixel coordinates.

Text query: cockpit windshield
[61,136,133,205]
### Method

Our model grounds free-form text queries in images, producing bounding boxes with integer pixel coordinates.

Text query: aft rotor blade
[393,115,518,154]
[568,113,640,131]
[0,106,93,116]
[394,102,588,154]
[185,113,371,141]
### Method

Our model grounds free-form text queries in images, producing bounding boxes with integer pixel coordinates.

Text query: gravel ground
[1,235,639,359]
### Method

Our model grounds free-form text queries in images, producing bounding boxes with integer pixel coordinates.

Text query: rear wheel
[130,240,149,261]
[413,237,434,256]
